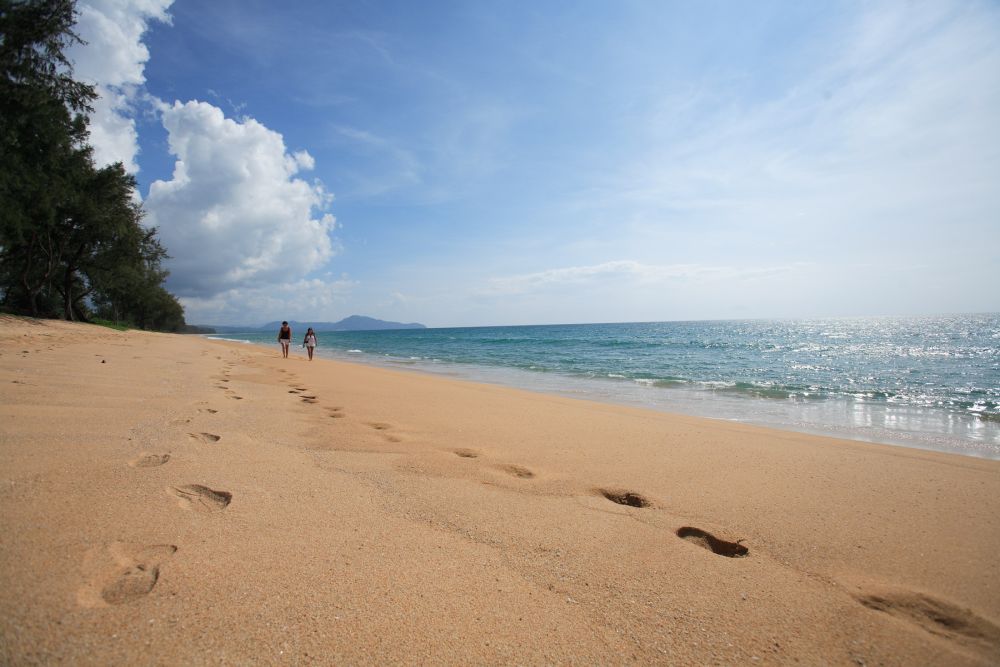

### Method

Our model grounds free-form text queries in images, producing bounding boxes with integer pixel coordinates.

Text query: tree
[55,162,139,321]
[0,0,188,331]
[88,198,186,332]
[0,0,95,315]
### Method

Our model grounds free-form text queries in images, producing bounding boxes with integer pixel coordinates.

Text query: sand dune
[2,316,998,664]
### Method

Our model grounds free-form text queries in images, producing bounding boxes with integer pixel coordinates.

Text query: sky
[67,0,1000,327]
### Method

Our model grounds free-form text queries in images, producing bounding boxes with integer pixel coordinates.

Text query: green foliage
[0,0,188,332]
[90,317,128,331]
[0,0,94,113]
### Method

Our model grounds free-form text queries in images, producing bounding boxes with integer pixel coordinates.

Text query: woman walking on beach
[277,321,292,358]
[302,327,318,361]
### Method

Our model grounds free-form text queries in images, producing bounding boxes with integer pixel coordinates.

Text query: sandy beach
[1,316,998,665]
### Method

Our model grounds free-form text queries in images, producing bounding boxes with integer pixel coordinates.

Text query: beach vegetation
[0,0,187,332]
[90,317,128,331]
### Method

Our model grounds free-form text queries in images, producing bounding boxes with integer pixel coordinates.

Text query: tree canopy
[0,0,186,332]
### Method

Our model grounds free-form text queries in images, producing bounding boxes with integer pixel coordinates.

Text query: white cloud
[333,125,421,196]
[486,260,800,296]
[292,150,316,171]
[586,1,1000,265]
[67,1,346,324]
[178,277,357,326]
[69,0,173,172]
[145,100,337,298]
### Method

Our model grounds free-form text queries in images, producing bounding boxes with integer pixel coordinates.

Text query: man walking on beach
[277,321,292,358]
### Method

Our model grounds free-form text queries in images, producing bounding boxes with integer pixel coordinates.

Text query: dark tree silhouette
[1,0,187,331]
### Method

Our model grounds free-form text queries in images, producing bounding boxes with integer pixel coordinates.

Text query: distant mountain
[328,315,426,331]
[199,324,260,334]
[259,316,426,332]
[180,324,216,334]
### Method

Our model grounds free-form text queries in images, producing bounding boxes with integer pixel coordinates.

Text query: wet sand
[2,316,999,665]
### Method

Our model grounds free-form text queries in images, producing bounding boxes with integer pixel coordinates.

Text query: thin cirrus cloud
[333,125,422,197]
[485,261,802,296]
[599,2,1000,242]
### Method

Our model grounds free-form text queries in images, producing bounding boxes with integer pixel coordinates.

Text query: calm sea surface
[208,314,1000,459]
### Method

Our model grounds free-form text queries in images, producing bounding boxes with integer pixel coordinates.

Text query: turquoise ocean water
[209,314,1000,459]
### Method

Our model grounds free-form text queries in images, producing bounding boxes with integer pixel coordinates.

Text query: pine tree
[0,0,187,330]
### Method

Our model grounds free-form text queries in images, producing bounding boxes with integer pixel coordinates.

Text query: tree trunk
[62,268,75,321]
[61,239,91,321]
[19,231,57,318]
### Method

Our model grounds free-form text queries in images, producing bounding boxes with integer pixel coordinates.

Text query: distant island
[262,316,426,332]
[197,315,426,334]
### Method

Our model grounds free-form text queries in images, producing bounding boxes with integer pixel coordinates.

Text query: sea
[207,314,1000,459]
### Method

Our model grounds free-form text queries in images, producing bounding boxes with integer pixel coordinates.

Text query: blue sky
[69,0,1000,327]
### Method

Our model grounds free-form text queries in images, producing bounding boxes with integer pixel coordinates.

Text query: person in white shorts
[302,327,318,361]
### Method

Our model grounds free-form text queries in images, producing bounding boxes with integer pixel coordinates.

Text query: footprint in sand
[102,563,161,604]
[198,408,218,414]
[676,526,748,558]
[495,463,535,479]
[78,543,177,607]
[365,422,402,442]
[288,389,303,394]
[855,587,1000,651]
[168,484,232,512]
[597,488,653,508]
[129,453,170,468]
[187,432,221,443]
[326,407,345,419]
[453,448,480,459]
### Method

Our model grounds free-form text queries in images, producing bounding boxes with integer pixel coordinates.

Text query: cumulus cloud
[178,277,357,325]
[66,1,344,321]
[69,0,173,172]
[145,100,337,298]
[486,261,800,295]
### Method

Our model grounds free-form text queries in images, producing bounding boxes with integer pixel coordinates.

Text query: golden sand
[1,316,998,665]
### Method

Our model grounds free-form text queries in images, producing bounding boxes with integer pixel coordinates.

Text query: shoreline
[3,318,999,664]
[210,333,1000,461]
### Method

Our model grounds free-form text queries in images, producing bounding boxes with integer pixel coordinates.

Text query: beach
[2,316,999,665]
